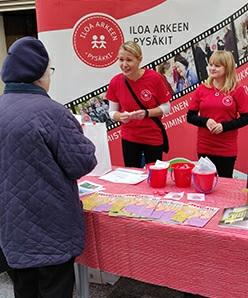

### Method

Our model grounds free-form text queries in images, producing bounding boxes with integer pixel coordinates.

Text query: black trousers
[198,154,236,178]
[122,139,163,168]
[0,247,10,274]
[11,258,75,298]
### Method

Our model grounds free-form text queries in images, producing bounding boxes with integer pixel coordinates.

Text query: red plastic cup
[148,165,168,188]
[170,162,195,188]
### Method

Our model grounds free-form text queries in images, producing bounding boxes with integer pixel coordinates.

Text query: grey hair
[38,62,51,81]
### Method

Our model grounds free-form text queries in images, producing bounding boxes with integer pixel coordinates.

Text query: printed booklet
[219,205,248,230]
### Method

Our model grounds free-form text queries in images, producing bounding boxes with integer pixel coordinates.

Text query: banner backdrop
[35,0,248,173]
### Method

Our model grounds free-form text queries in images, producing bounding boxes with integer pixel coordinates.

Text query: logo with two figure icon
[140,89,152,101]
[73,14,124,68]
[222,95,233,106]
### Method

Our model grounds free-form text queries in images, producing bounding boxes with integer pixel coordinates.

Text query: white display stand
[73,115,112,176]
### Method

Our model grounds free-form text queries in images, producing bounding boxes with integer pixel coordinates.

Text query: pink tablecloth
[76,175,248,298]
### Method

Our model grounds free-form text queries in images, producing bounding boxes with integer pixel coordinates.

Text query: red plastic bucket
[192,170,218,193]
[170,162,195,188]
[148,165,168,188]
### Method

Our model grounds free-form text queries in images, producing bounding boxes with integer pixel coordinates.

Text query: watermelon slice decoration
[168,157,193,172]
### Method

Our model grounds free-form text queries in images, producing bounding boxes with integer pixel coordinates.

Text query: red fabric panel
[36,0,166,32]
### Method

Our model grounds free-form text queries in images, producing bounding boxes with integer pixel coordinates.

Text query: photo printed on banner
[191,24,238,66]
[234,12,248,61]
[156,46,198,95]
[70,92,114,128]
[192,42,208,82]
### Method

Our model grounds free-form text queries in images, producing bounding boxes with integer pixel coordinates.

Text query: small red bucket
[192,170,218,193]
[148,165,168,188]
[170,162,195,188]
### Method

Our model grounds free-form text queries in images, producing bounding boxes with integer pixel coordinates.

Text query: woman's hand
[119,109,150,122]
[129,109,147,120]
[119,111,131,123]
[206,118,223,134]
[117,110,146,123]
[206,118,217,131]
[211,123,223,134]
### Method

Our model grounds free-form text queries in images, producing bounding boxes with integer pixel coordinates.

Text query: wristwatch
[144,109,149,118]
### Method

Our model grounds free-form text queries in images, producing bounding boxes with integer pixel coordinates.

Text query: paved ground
[0,271,205,298]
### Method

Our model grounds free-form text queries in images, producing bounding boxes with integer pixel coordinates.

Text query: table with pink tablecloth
[75,175,248,298]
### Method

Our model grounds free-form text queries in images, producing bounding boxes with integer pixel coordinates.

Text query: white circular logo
[140,89,152,102]
[222,95,233,106]
[73,14,124,68]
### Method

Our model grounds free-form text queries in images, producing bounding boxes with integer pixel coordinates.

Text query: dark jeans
[11,258,75,298]
[122,139,163,168]
[198,154,236,178]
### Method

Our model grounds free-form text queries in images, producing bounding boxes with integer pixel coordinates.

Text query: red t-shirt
[106,69,171,145]
[189,84,248,156]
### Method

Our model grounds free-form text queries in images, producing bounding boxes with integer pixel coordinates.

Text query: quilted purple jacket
[0,83,97,268]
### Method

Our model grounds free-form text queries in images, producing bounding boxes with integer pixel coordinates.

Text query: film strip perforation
[240,56,248,65]
[234,4,248,19]
[107,121,120,131]
[65,85,108,108]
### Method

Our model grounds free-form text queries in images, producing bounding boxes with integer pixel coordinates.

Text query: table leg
[74,264,89,298]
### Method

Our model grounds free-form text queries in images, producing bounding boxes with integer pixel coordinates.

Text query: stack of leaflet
[78,180,104,197]
[99,168,148,184]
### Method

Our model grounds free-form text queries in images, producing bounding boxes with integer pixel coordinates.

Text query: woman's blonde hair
[205,50,237,93]
[119,41,142,60]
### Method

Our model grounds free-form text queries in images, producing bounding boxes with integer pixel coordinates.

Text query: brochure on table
[78,180,104,196]
[219,205,248,230]
[82,192,219,228]
[99,168,148,184]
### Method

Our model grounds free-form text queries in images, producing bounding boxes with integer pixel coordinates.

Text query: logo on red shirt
[222,95,233,106]
[73,14,124,68]
[140,89,152,101]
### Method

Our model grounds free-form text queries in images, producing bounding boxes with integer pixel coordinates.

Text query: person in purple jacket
[0,36,97,298]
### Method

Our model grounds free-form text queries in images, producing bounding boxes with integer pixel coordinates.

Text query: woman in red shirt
[187,50,248,177]
[106,41,172,167]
